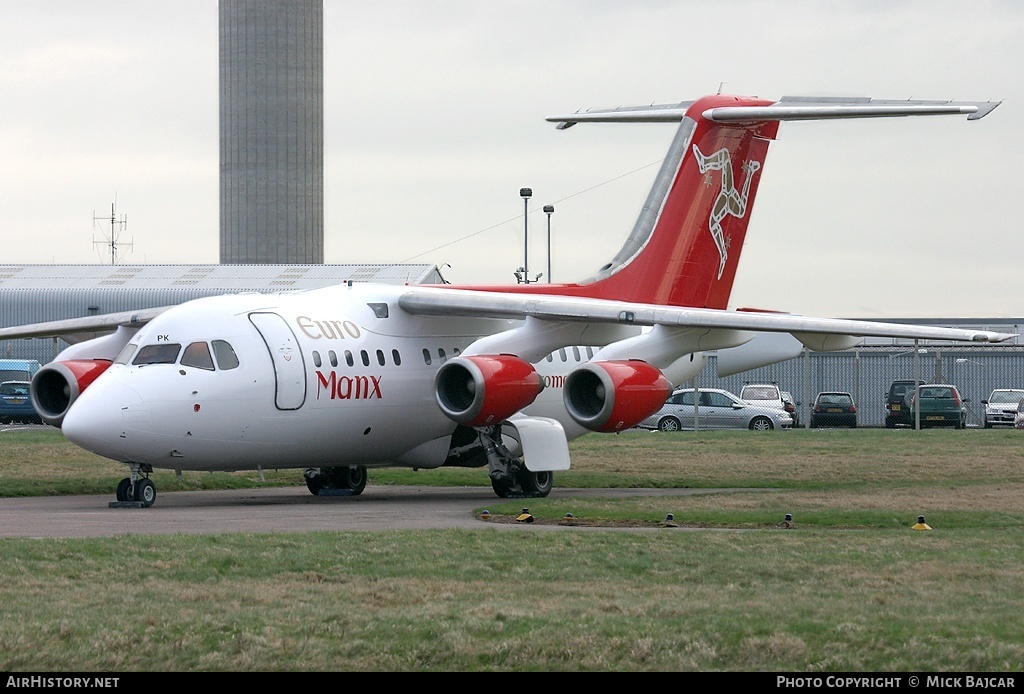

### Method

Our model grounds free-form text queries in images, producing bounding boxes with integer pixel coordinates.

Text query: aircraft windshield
[133,343,182,366]
[181,342,215,371]
[127,340,239,370]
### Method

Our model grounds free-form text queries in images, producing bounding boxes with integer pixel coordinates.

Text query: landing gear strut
[114,463,156,508]
[478,426,553,499]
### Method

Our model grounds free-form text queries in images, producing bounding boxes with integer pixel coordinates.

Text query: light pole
[543,205,554,283]
[520,188,532,283]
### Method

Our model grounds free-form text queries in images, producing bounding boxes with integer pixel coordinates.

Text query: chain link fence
[695,346,1024,428]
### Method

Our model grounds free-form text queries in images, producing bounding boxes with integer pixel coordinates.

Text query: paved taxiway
[0,485,753,538]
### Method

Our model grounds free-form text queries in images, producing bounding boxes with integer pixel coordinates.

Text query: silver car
[640,387,793,432]
[982,389,1024,428]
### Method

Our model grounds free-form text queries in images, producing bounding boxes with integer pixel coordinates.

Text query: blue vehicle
[0,359,41,383]
[0,381,39,424]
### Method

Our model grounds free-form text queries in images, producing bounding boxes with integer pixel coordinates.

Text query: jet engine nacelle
[563,360,672,433]
[31,359,113,428]
[434,355,544,427]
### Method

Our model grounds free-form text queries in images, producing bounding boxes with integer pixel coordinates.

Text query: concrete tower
[219,0,324,264]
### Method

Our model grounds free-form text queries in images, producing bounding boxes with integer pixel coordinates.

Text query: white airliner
[0,92,1012,508]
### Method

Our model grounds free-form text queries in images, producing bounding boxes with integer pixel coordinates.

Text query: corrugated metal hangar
[0,263,443,362]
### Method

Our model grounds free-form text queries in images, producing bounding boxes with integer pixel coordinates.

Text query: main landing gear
[112,463,156,508]
[478,426,553,499]
[304,466,368,496]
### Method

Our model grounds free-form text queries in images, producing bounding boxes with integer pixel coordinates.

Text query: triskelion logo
[693,144,761,279]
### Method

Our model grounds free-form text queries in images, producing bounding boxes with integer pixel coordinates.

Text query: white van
[739,383,787,412]
[0,359,41,384]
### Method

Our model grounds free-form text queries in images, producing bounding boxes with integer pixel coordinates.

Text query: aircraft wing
[1,286,1013,349]
[0,306,172,344]
[547,95,1001,128]
[397,286,1016,345]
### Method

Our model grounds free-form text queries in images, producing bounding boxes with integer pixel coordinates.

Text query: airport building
[0,263,442,363]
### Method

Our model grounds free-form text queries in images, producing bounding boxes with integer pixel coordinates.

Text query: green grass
[2,426,1024,671]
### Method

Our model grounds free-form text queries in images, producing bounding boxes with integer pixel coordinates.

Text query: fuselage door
[249,312,306,410]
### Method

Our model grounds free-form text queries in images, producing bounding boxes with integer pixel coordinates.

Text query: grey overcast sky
[1,0,1021,319]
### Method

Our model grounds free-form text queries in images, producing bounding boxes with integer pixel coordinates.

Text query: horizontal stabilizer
[547,96,1000,127]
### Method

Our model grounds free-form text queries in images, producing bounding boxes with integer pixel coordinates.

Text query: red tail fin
[574,95,778,308]
[455,94,997,309]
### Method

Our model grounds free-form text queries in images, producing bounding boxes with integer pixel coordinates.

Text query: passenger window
[376,349,385,366]
[558,348,567,362]
[422,348,432,366]
[392,349,402,366]
[361,350,370,367]
[329,350,338,367]
[572,346,581,361]
[345,350,354,367]
[212,340,240,370]
[181,342,215,371]
[132,343,182,366]
[438,348,447,362]
[114,343,138,365]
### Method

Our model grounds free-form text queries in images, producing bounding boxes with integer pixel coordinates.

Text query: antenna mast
[93,200,132,265]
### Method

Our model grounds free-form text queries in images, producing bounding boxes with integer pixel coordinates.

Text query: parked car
[885,379,927,428]
[0,381,39,424]
[781,391,800,427]
[1015,400,1024,430]
[907,384,968,429]
[981,389,1024,428]
[639,387,792,431]
[0,358,40,384]
[739,383,787,412]
[810,391,858,428]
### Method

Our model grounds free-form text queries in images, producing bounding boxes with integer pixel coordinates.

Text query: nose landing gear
[111,463,156,508]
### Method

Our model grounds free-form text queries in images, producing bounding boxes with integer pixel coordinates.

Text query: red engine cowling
[434,355,544,427]
[564,360,672,432]
[31,359,113,428]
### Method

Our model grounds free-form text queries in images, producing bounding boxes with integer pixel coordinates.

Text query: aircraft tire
[519,470,553,497]
[490,477,515,498]
[135,479,156,508]
[341,466,368,495]
[116,477,133,502]
[304,472,323,496]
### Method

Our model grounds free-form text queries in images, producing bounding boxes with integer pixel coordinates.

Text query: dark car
[810,391,857,428]
[907,384,968,429]
[0,381,39,424]
[781,391,800,427]
[885,379,926,428]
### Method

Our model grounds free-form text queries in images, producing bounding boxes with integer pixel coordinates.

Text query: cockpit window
[114,343,138,365]
[212,340,240,370]
[181,342,215,371]
[133,343,182,366]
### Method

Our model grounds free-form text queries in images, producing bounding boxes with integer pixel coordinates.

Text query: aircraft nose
[61,377,143,459]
